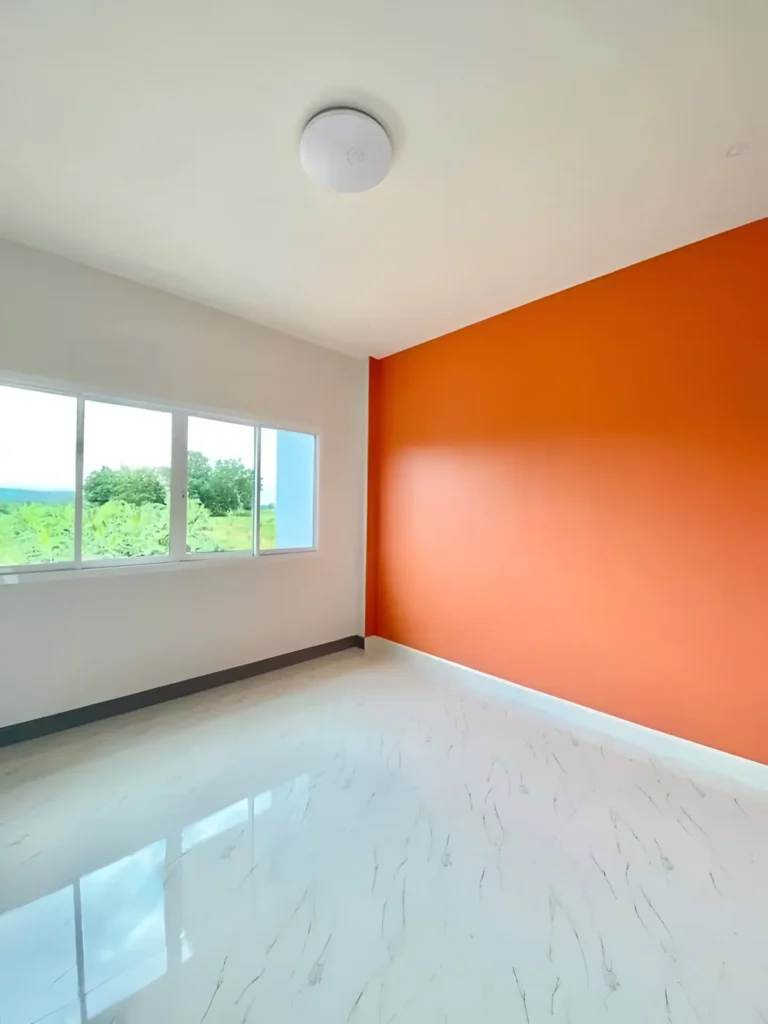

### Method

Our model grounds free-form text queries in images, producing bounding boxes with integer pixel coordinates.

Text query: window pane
[186,417,255,553]
[0,385,77,566]
[82,401,172,560]
[259,428,315,550]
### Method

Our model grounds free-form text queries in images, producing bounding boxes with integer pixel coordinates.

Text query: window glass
[0,385,77,566]
[82,401,172,560]
[259,429,315,550]
[186,417,255,552]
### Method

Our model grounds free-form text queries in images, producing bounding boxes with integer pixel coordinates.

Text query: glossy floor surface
[2,650,767,1024]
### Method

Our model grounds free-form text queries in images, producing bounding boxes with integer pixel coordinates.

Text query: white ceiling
[1,0,765,358]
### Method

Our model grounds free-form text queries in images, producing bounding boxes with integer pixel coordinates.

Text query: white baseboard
[365,636,768,793]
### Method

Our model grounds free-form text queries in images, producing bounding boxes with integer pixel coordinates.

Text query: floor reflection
[81,840,167,1019]
[0,885,79,1024]
[181,799,249,854]
[0,776,308,1024]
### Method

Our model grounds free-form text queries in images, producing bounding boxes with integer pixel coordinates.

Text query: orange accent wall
[366,219,768,764]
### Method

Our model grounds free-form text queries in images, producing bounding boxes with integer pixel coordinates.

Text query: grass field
[192,507,276,552]
[259,507,276,549]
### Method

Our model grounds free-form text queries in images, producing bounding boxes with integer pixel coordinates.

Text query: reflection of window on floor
[0,777,309,1023]
[253,788,273,817]
[181,798,249,852]
[277,773,310,820]
[179,796,253,967]
[0,885,79,1024]
[81,840,167,1019]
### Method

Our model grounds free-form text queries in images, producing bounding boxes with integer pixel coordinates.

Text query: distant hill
[0,487,75,505]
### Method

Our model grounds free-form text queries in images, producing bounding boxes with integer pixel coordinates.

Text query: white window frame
[0,373,319,578]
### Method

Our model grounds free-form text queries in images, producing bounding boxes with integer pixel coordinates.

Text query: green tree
[187,451,213,508]
[85,466,166,506]
[84,466,121,505]
[187,452,254,515]
[206,458,254,515]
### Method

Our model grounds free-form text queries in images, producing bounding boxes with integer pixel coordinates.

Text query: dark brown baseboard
[0,635,365,748]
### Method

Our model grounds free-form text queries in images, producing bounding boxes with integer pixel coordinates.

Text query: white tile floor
[1,650,767,1024]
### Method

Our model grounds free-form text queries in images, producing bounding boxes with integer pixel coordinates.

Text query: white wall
[0,240,368,727]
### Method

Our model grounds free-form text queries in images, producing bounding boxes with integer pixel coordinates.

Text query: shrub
[82,500,169,558]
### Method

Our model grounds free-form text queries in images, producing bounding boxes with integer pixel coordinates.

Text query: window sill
[0,549,319,585]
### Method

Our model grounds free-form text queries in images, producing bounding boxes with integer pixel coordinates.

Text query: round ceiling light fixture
[300,108,392,193]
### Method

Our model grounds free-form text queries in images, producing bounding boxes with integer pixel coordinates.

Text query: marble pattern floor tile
[1,650,767,1024]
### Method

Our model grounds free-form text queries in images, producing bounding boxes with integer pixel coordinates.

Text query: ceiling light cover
[300,109,392,193]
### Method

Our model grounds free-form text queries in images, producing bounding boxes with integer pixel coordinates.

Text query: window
[259,428,316,550]
[187,416,255,554]
[0,384,77,566]
[83,401,172,561]
[0,377,317,574]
